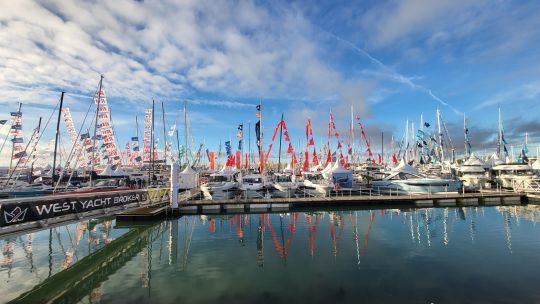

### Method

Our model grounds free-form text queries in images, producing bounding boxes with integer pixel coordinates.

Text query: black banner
[0,190,149,227]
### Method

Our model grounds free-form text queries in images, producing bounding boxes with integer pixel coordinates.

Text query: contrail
[324,30,463,116]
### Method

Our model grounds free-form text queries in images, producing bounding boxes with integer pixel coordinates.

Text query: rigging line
[5,100,59,189]
[54,82,102,192]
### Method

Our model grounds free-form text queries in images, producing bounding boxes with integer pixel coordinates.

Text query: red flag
[392,153,398,164]
[209,151,215,170]
[337,141,342,149]
[303,151,309,171]
[245,152,249,169]
[236,150,241,169]
[378,154,382,164]
[339,152,345,166]
[256,112,261,119]
[326,150,332,165]
[287,142,293,154]
[312,149,319,165]
[308,138,314,146]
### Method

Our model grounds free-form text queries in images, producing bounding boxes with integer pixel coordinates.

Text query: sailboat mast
[497,108,502,158]
[463,114,467,158]
[405,119,409,162]
[277,113,284,172]
[184,100,188,166]
[150,98,155,184]
[52,92,65,182]
[90,75,103,186]
[350,104,354,164]
[259,99,264,174]
[9,102,22,172]
[248,121,251,170]
[30,117,42,182]
[175,129,180,164]
[161,101,167,164]
[420,113,424,162]
[437,109,444,163]
[381,132,384,165]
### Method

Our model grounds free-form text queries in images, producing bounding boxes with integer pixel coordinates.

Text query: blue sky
[1,0,540,164]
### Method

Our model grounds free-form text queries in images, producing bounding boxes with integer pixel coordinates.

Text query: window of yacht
[305,174,322,181]
[276,175,292,183]
[243,177,262,183]
[209,175,230,183]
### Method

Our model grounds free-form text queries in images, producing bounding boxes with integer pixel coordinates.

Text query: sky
[1,0,540,165]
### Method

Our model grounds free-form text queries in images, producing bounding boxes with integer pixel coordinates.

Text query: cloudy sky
[1,0,540,164]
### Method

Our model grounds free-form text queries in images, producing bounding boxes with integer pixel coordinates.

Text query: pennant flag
[10,112,22,117]
[10,137,23,143]
[131,136,139,141]
[10,124,21,130]
[0,120,7,125]
[326,150,332,165]
[287,142,293,154]
[424,122,430,128]
[209,151,215,170]
[236,150,241,169]
[225,141,231,156]
[13,151,27,159]
[255,121,261,152]
[238,139,242,151]
[256,105,261,118]
[521,145,529,163]
[312,150,319,165]
[303,151,309,172]
[168,124,176,137]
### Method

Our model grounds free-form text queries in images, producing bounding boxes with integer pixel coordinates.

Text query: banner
[209,151,215,170]
[1,191,149,227]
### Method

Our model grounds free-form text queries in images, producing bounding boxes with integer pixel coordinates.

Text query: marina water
[2,206,540,303]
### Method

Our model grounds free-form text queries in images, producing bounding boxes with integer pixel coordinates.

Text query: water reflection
[1,205,540,303]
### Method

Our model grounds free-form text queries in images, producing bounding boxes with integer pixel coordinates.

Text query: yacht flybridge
[457,153,490,191]
[200,167,240,200]
[492,163,540,192]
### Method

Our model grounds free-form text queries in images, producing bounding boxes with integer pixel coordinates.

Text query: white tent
[99,164,115,176]
[392,159,419,175]
[179,166,199,190]
[113,166,127,176]
[485,153,504,168]
[532,159,540,171]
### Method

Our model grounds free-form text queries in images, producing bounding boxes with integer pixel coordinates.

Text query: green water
[2,206,540,303]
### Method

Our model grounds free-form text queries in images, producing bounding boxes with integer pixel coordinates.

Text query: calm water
[2,206,540,304]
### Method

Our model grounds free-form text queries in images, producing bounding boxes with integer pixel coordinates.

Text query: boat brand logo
[4,206,28,224]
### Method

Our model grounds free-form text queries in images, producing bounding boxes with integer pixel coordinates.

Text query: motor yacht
[372,159,463,194]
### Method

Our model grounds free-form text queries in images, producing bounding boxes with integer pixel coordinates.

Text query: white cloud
[0,0,371,109]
